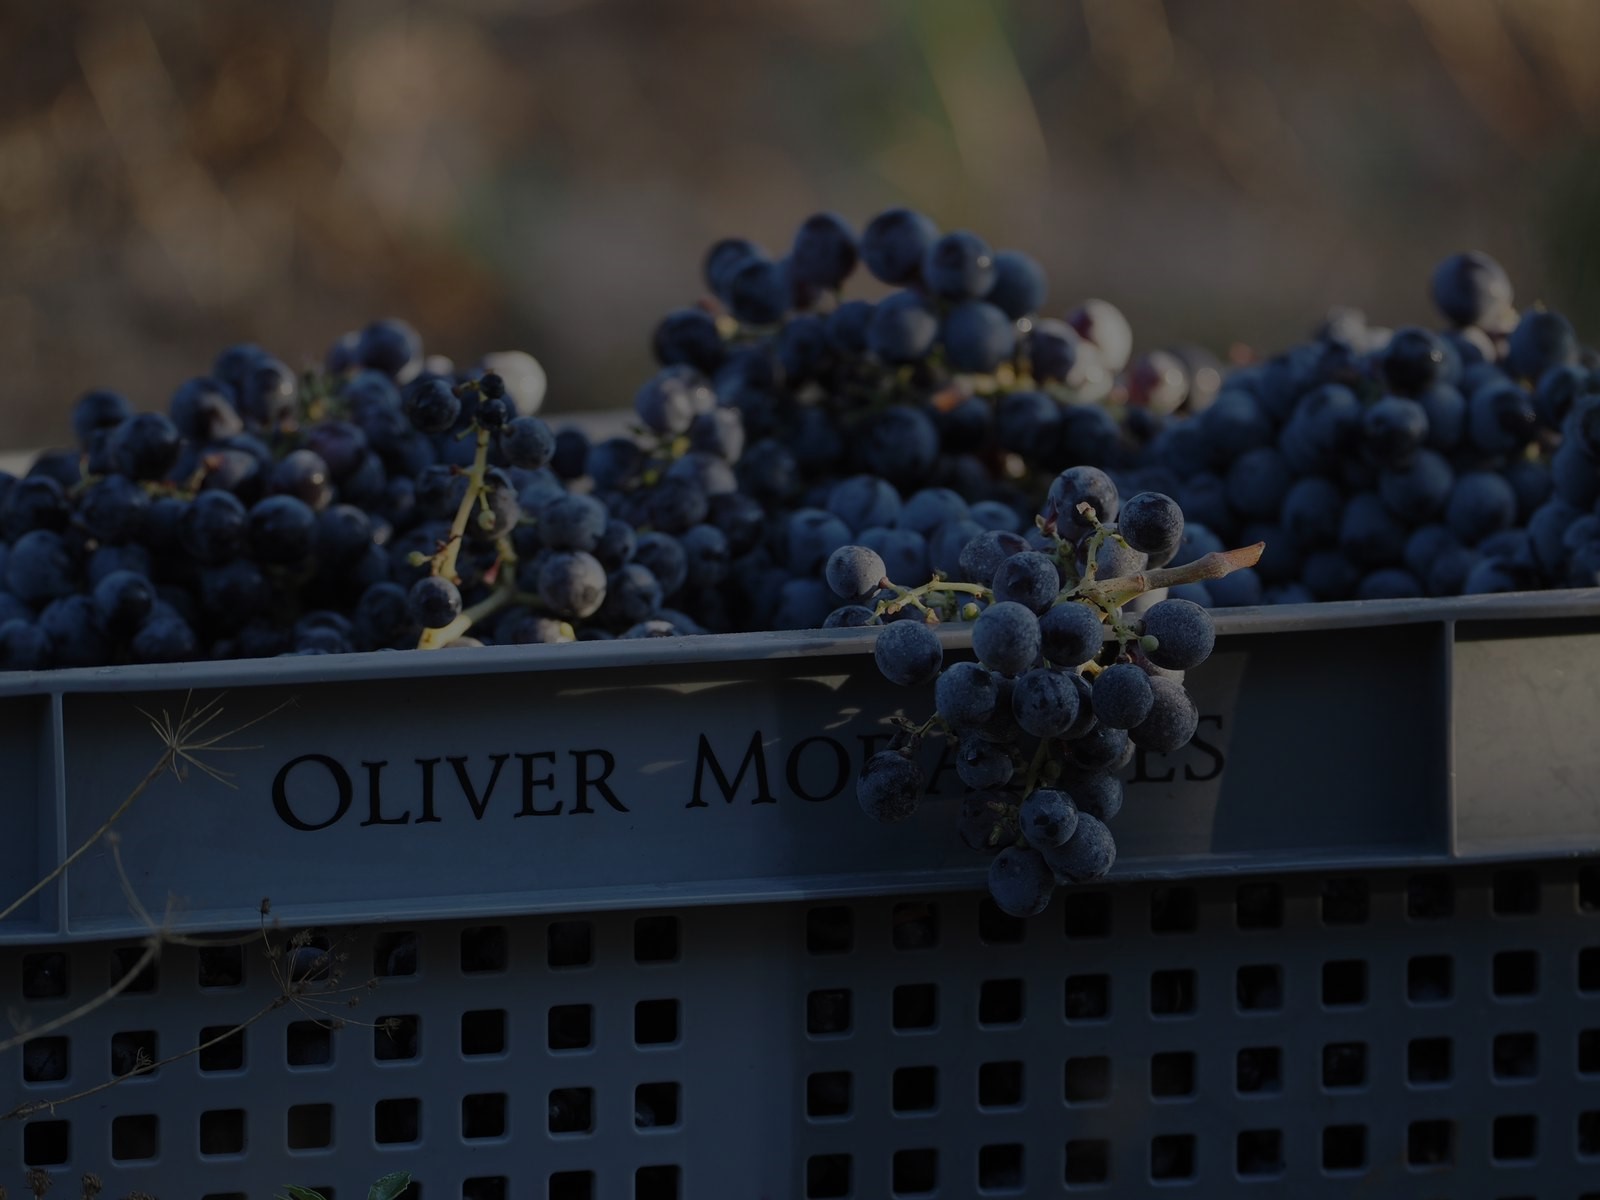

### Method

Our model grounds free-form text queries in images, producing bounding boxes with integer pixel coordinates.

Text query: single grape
[1041,812,1116,884]
[408,576,462,630]
[1020,788,1079,850]
[1118,492,1184,559]
[859,207,938,284]
[538,551,609,619]
[988,845,1055,917]
[873,620,943,686]
[1128,676,1199,752]
[857,750,923,822]
[972,601,1041,676]
[1071,771,1123,822]
[935,660,999,729]
[1138,599,1215,671]
[825,544,888,600]
[1091,662,1155,729]
[957,734,1015,789]
[1041,466,1119,534]
[1039,601,1104,667]
[1011,666,1082,738]
[923,231,997,300]
[990,551,1060,614]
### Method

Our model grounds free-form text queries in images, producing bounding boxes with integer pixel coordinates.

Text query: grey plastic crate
[2,593,1600,1195]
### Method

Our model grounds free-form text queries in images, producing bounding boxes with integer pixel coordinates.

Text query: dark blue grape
[38,595,110,668]
[1091,662,1154,729]
[1019,788,1078,851]
[860,208,938,285]
[316,503,376,564]
[990,551,1060,614]
[1339,491,1407,566]
[859,406,939,489]
[1118,491,1184,559]
[538,494,607,552]
[985,251,1047,319]
[1038,600,1103,667]
[1380,328,1445,396]
[873,619,943,686]
[823,604,879,628]
[704,237,764,301]
[940,300,1016,373]
[1042,466,1119,534]
[988,845,1055,916]
[408,575,462,629]
[652,308,725,375]
[1467,379,1539,455]
[972,601,1041,676]
[922,231,996,300]
[857,750,924,822]
[72,390,134,449]
[1138,599,1214,671]
[1445,471,1517,544]
[1378,450,1453,523]
[181,490,248,565]
[356,318,422,378]
[270,449,334,511]
[403,377,460,435]
[635,365,715,436]
[1011,665,1081,737]
[867,290,939,364]
[825,545,888,599]
[1418,382,1466,450]
[1041,812,1116,884]
[633,532,688,598]
[1071,771,1123,822]
[826,299,874,355]
[1127,675,1198,752]
[5,529,78,605]
[0,619,51,669]
[1431,251,1513,327]
[1506,308,1578,382]
[785,509,852,575]
[789,212,858,289]
[859,527,928,586]
[726,256,789,325]
[935,660,999,729]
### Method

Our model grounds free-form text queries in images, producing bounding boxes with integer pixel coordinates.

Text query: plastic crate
[3,593,1600,1196]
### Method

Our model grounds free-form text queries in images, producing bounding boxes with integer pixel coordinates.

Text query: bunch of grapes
[841,465,1260,917]
[1123,251,1600,606]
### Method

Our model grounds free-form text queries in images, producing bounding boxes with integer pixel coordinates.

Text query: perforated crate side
[4,861,1600,1197]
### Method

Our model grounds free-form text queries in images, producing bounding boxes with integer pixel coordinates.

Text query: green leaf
[368,1172,413,1200]
[278,1188,327,1200]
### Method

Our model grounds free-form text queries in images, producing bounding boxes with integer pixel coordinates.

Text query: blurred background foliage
[1,0,1598,447]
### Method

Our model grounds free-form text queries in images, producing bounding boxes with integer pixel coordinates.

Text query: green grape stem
[1075,543,1266,611]
[873,578,992,620]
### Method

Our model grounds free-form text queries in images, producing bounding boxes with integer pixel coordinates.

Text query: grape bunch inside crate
[3,593,1600,1198]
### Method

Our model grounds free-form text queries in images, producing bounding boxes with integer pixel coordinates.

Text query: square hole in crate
[807,1070,851,1118]
[1322,959,1366,1007]
[1063,891,1110,939]
[460,926,507,973]
[1323,1124,1366,1172]
[23,1119,68,1165]
[373,931,417,977]
[1322,1042,1366,1089]
[1493,869,1541,915]
[1065,1056,1111,1104]
[1581,1029,1600,1075]
[892,901,939,950]
[807,988,851,1036]
[979,978,1023,1025]
[461,1009,506,1057]
[549,1087,594,1134]
[636,998,679,1046]
[1237,1046,1282,1094]
[1150,968,1196,1016]
[978,897,1026,945]
[1408,1037,1451,1085]
[807,1153,851,1198]
[286,1102,333,1150]
[197,944,244,988]
[1581,1110,1600,1157]
[463,1179,505,1200]
[1493,950,1538,997]
[979,1060,1023,1108]
[1236,881,1282,930]
[1408,873,1453,920]
[1493,1032,1538,1080]
[22,952,68,999]
[547,920,592,969]
[111,946,157,993]
[634,1165,679,1199]
[1408,955,1453,1004]
[1581,864,1599,912]
[1493,1115,1537,1161]
[635,915,680,963]
[112,1113,158,1161]
[548,1004,594,1050]
[893,1066,938,1113]
[1322,877,1368,925]
[1237,963,1283,1011]
[196,1030,243,1075]
[22,1036,69,1082]
[1151,1050,1195,1098]
[1407,1118,1454,1166]
[1237,1129,1283,1177]
[893,1148,937,1195]
[1581,946,1599,993]
[375,1014,419,1061]
[548,1172,593,1200]
[1065,1139,1110,1187]
[807,906,853,955]
[1151,1134,1195,1180]
[287,1020,332,1068]
[893,983,938,1031]
[111,1029,157,1078]
[1065,974,1109,1021]
[200,1108,245,1156]
[1150,886,1198,933]
[374,1097,419,1144]
[462,1092,507,1140]
[978,1143,1023,1192]
[636,1081,680,1128]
